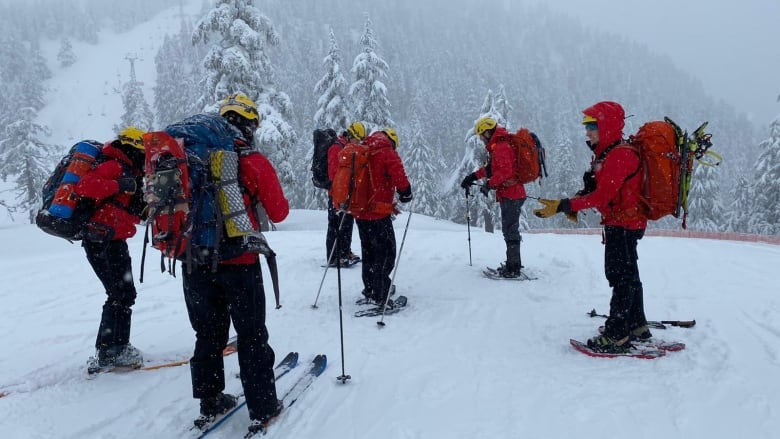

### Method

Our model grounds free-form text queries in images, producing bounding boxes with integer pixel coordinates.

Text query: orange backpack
[330,143,393,217]
[625,119,685,222]
[508,128,547,184]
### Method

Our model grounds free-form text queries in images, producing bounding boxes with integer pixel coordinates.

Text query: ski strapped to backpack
[623,117,720,228]
[330,142,393,217]
[507,128,548,185]
[36,140,104,241]
[311,128,339,189]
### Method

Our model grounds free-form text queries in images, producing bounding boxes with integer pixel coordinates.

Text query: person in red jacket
[460,116,528,278]
[325,121,365,267]
[183,94,290,437]
[75,126,147,372]
[533,101,650,353]
[354,129,412,305]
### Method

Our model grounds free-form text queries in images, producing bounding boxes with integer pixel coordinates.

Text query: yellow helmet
[347,121,366,141]
[383,128,398,148]
[475,116,497,136]
[118,126,146,150]
[219,93,260,122]
[582,115,598,125]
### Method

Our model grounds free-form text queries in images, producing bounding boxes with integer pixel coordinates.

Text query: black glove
[117,177,137,194]
[460,173,478,189]
[398,186,413,203]
[479,183,490,197]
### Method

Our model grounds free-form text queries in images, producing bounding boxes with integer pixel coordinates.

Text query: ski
[87,336,239,376]
[195,351,300,438]
[587,309,696,329]
[570,339,666,359]
[244,354,328,438]
[482,266,537,281]
[354,295,407,318]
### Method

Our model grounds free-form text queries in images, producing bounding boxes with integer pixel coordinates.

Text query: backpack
[35,140,103,241]
[508,128,547,184]
[330,143,393,217]
[143,113,253,272]
[311,128,339,189]
[625,117,717,227]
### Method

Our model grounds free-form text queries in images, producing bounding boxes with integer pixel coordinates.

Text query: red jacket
[74,142,142,240]
[222,151,290,264]
[353,131,411,220]
[473,126,526,201]
[569,101,647,230]
[327,135,348,196]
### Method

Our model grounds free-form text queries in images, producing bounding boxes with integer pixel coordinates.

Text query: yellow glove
[565,211,578,223]
[533,198,561,218]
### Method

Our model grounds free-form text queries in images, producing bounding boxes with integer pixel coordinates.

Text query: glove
[565,211,578,224]
[533,198,562,218]
[479,183,490,197]
[460,173,478,189]
[117,177,137,194]
[398,186,413,203]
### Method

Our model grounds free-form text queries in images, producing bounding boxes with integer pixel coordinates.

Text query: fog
[526,0,780,124]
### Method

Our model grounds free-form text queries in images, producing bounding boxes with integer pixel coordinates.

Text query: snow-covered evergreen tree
[193,0,297,191]
[0,109,58,223]
[687,162,723,232]
[749,111,780,234]
[314,28,349,131]
[115,56,154,132]
[57,37,76,68]
[404,112,444,218]
[154,24,203,127]
[349,14,393,132]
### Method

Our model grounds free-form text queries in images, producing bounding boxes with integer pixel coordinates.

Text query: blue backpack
[164,113,245,267]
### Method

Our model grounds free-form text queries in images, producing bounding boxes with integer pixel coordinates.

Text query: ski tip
[312,354,328,376]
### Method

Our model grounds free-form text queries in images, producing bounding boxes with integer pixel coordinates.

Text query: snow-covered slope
[3,2,778,438]
[1,210,779,438]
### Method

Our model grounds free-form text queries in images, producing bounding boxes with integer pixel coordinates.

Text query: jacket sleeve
[386,149,411,193]
[569,148,639,212]
[487,141,514,188]
[240,153,290,223]
[74,161,124,201]
[327,143,341,181]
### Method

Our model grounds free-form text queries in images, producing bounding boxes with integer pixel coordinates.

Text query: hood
[582,101,625,155]
[364,131,394,150]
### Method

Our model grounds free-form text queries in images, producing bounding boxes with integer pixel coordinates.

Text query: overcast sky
[525,0,780,126]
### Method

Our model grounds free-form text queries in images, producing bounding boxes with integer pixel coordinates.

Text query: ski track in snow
[2,210,780,438]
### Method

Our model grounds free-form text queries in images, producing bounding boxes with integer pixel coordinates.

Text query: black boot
[194,393,239,429]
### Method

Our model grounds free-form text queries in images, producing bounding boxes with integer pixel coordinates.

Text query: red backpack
[330,143,393,217]
[508,128,547,184]
[624,120,684,222]
[625,118,718,227]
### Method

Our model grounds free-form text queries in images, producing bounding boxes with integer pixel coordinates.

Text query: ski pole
[465,187,472,266]
[334,213,350,383]
[312,211,348,308]
[377,206,413,327]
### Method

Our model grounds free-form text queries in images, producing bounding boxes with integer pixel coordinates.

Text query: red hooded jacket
[473,126,526,201]
[568,101,647,230]
[222,150,290,265]
[74,142,142,240]
[353,131,411,220]
[327,135,349,196]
